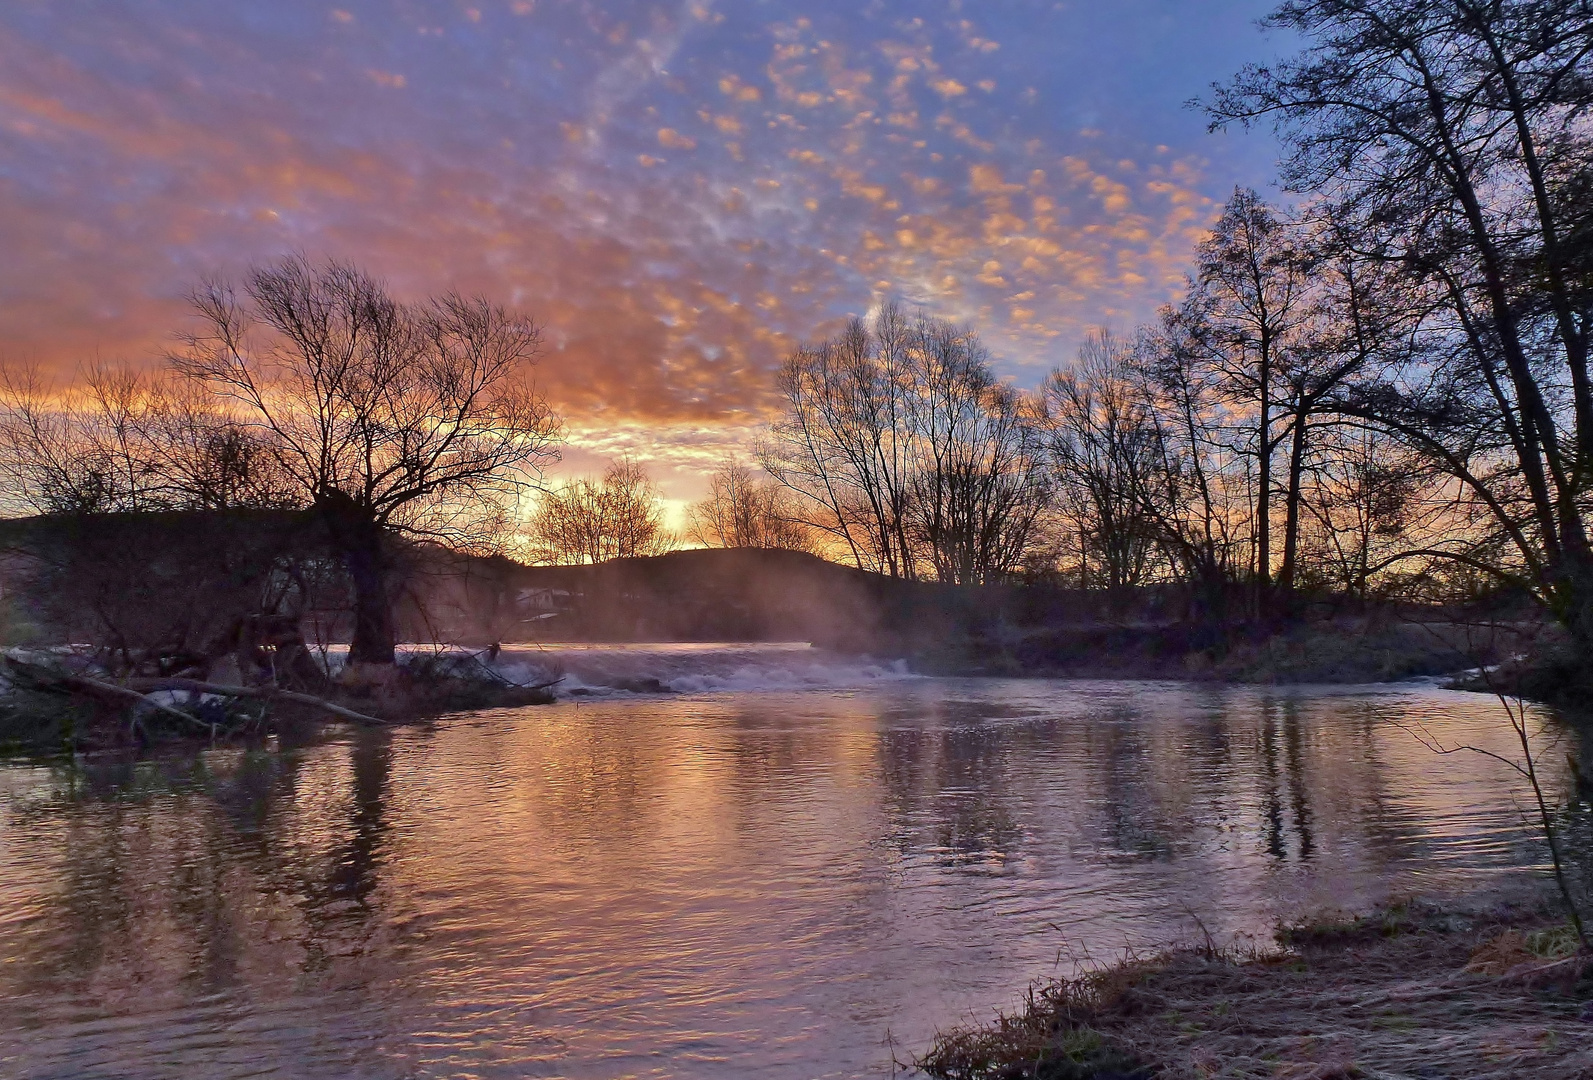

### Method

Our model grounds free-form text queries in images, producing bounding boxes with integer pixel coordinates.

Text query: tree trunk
[1551,554,1593,674]
[345,534,396,665]
[1256,362,1272,617]
[317,491,397,665]
[1278,405,1309,602]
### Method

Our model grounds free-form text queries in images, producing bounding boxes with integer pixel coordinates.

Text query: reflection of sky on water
[0,679,1586,1079]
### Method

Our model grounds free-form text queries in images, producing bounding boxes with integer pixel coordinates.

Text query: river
[0,644,1584,1078]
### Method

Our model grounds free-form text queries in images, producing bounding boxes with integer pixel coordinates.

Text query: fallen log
[126,677,388,726]
[0,656,212,731]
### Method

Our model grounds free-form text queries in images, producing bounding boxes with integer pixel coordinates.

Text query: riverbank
[918,887,1593,1079]
[917,614,1501,685]
[0,649,555,755]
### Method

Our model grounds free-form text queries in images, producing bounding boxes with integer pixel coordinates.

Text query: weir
[484,641,919,697]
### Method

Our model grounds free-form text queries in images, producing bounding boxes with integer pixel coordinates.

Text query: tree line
[747,0,1593,662]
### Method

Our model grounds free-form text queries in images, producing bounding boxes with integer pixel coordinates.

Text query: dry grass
[918,895,1593,1079]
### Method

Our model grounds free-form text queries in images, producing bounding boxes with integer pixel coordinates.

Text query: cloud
[0,0,1250,492]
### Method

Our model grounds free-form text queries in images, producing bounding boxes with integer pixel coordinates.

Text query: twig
[1473,663,1590,950]
[1179,902,1219,959]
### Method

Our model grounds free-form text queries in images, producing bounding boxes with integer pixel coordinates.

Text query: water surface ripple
[0,669,1584,1078]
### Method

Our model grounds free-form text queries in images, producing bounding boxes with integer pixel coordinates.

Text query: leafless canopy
[172,256,561,662]
[528,458,674,565]
[761,302,1048,584]
[1209,0,1593,638]
[0,362,293,515]
[174,257,560,543]
[687,459,815,552]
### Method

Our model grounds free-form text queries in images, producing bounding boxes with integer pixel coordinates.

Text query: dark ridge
[0,511,1514,684]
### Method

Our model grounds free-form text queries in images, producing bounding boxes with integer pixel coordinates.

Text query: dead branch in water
[126,677,387,726]
[13,663,215,731]
[1,654,388,729]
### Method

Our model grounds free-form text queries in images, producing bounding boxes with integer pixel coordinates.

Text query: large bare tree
[1040,331,1165,591]
[762,302,1047,584]
[175,256,561,665]
[1177,189,1314,608]
[762,307,918,577]
[904,317,1049,585]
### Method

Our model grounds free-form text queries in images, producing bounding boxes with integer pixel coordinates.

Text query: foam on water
[488,641,918,697]
[318,641,921,698]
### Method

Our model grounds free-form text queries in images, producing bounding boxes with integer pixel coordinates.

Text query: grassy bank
[918,890,1593,1079]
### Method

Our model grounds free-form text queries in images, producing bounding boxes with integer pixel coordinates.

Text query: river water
[0,644,1586,1079]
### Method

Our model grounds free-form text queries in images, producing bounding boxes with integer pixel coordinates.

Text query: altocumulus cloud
[0,0,1280,492]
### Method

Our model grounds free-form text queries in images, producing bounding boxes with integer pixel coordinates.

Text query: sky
[0,0,1290,504]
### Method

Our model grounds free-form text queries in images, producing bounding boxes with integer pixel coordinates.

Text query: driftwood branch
[127,677,388,726]
[0,654,388,728]
[67,674,215,730]
[1,656,212,731]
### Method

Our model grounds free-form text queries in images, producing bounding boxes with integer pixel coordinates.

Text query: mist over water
[0,656,1583,1079]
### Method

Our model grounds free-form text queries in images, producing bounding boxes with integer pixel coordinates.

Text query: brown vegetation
[919,893,1593,1080]
[761,301,1048,584]
[687,459,816,552]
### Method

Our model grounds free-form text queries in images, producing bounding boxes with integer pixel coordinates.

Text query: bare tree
[1040,331,1165,591]
[139,375,298,511]
[1136,311,1253,609]
[174,256,561,666]
[0,362,291,515]
[762,302,1047,583]
[687,459,815,552]
[762,306,918,576]
[0,364,144,515]
[1294,424,1440,600]
[1179,189,1315,610]
[528,458,674,564]
[904,317,1049,585]
[1210,0,1593,650]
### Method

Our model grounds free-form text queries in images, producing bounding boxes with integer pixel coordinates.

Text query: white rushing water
[486,641,921,696]
[0,651,1587,1079]
[312,641,921,697]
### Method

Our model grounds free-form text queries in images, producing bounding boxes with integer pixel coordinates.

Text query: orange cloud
[0,0,1230,494]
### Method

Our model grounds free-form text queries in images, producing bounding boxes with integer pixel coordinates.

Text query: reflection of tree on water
[1090,708,1188,862]
[5,750,299,996]
[1,732,399,1009]
[291,730,394,970]
[873,711,1029,870]
[1257,697,1314,863]
[1343,703,1425,868]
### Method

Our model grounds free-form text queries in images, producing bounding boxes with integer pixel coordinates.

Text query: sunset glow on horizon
[0,0,1284,501]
